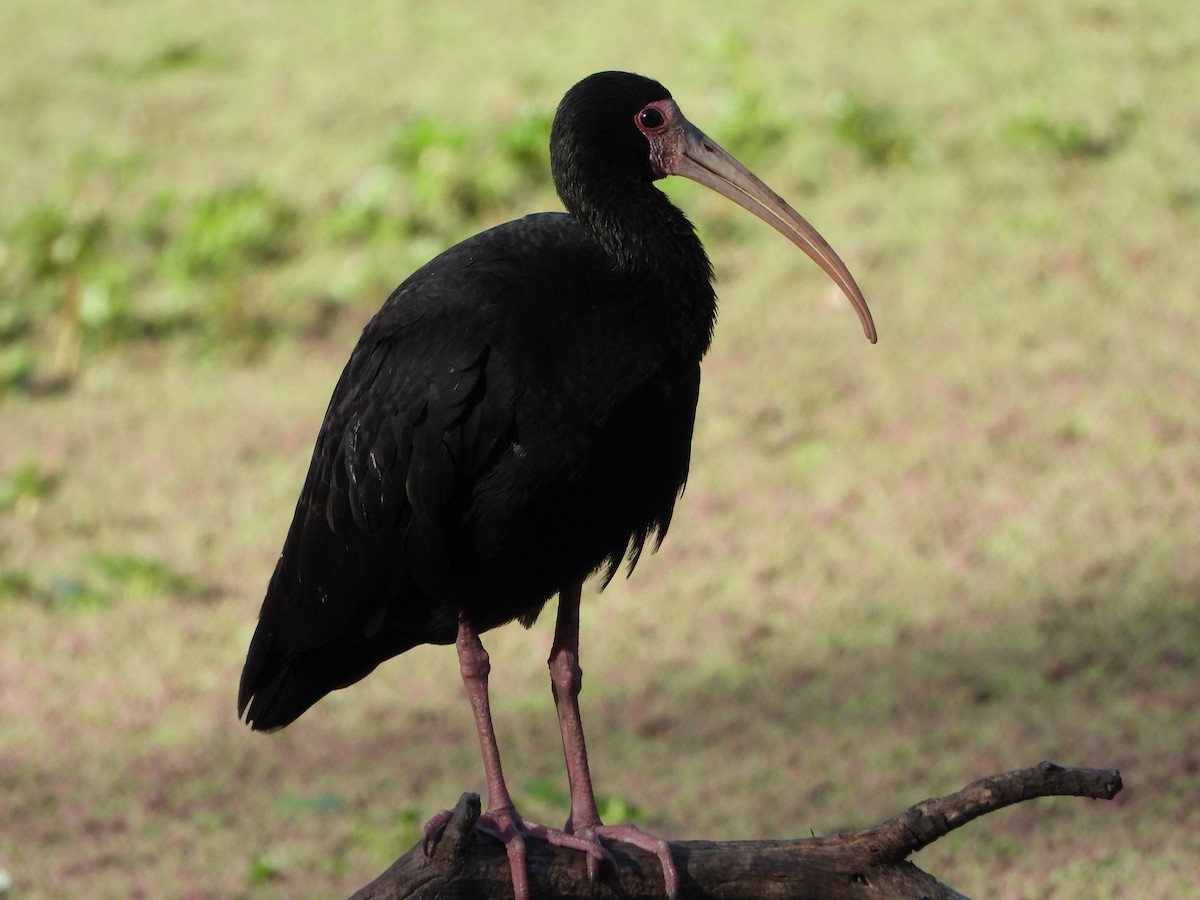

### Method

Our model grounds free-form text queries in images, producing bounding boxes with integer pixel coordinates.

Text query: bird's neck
[571,181,717,361]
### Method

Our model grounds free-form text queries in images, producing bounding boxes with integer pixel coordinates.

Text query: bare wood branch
[845,759,1123,858]
[349,761,1122,900]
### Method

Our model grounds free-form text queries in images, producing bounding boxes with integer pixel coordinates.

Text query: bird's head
[551,71,877,343]
[551,71,673,190]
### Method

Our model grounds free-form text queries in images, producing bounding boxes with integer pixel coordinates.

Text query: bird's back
[238,213,703,730]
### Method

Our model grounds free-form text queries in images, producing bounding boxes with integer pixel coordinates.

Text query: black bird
[239,71,876,899]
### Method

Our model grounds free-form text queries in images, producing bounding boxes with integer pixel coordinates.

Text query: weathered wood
[349,761,1121,900]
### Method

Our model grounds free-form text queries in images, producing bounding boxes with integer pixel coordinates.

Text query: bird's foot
[423,805,677,898]
[473,806,610,900]
[572,822,679,899]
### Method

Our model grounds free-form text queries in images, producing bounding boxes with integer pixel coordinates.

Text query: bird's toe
[591,823,679,899]
[420,808,454,858]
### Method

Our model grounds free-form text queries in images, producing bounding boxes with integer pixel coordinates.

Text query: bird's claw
[420,808,454,858]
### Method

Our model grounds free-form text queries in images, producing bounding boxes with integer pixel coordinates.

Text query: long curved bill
[659,103,877,343]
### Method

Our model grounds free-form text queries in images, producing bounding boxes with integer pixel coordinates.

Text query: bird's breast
[456,358,700,629]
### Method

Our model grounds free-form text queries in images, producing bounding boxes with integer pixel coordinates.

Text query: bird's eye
[638,107,666,130]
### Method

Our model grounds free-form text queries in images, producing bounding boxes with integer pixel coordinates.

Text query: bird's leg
[548,581,602,834]
[450,611,536,897]
[548,582,680,898]
[423,611,606,900]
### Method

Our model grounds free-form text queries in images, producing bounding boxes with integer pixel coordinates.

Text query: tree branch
[350,760,1122,900]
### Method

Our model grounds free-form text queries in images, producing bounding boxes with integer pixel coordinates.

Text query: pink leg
[549,582,680,898]
[423,612,606,900]
[548,581,602,834]
[454,612,531,897]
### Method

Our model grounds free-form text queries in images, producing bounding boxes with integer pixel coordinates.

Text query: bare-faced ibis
[238,71,876,899]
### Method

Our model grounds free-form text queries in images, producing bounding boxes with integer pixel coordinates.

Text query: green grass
[2,0,1199,897]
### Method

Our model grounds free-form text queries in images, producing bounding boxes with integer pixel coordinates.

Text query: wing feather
[239,288,516,729]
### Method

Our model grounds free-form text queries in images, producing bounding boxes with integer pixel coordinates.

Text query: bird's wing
[238,256,523,727]
[315,319,515,608]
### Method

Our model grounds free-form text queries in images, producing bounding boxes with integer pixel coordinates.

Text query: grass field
[2,1,1198,897]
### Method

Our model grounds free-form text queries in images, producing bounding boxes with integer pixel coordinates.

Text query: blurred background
[1,1,1197,896]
